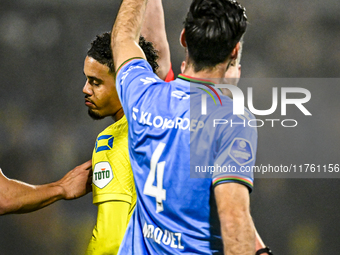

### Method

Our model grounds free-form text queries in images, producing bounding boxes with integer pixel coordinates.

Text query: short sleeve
[115,58,162,112]
[212,114,258,192]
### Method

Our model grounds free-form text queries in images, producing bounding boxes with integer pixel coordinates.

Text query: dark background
[0,0,339,254]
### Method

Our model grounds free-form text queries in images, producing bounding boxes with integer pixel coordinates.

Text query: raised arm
[214,183,255,255]
[0,160,92,215]
[141,0,171,80]
[111,0,148,73]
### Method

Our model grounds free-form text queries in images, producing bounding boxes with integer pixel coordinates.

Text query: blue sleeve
[115,58,162,117]
[212,110,258,192]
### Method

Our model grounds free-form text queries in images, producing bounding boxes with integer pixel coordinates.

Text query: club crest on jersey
[228,138,254,165]
[95,135,114,153]
[93,162,114,189]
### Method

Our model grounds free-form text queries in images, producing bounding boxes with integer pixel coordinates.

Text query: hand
[58,160,92,200]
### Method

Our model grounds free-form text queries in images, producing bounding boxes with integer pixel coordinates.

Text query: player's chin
[88,109,105,120]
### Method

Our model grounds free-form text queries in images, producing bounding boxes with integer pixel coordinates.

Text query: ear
[230,42,240,60]
[238,64,241,78]
[180,29,187,48]
[181,61,186,73]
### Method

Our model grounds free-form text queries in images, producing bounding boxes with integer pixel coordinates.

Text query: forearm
[0,178,64,215]
[141,0,170,79]
[113,0,146,41]
[221,209,255,254]
[0,160,91,215]
[112,0,148,71]
[215,183,255,255]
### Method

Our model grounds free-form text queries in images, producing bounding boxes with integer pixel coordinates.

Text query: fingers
[80,159,92,170]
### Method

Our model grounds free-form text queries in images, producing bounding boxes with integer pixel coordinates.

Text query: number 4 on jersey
[143,142,166,213]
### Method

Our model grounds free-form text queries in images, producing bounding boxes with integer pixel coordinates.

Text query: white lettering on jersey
[140,77,157,85]
[171,91,190,100]
[132,107,139,121]
[120,65,145,85]
[132,108,204,132]
[143,222,184,249]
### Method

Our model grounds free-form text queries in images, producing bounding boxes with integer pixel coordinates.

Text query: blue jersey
[116,58,257,254]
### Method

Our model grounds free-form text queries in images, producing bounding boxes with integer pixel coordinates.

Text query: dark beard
[88,109,105,120]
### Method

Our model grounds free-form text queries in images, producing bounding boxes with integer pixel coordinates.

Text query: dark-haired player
[83,2,173,252]
[111,0,258,254]
[83,34,159,255]
[180,30,272,255]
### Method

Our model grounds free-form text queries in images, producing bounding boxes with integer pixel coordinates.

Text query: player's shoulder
[117,58,151,74]
[117,58,170,89]
[97,124,115,139]
[218,94,256,120]
[212,95,258,137]
[97,116,128,137]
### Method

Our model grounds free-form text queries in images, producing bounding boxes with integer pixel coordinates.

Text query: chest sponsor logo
[132,107,204,132]
[93,162,113,189]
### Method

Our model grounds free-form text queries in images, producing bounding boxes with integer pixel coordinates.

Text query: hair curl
[87,32,159,73]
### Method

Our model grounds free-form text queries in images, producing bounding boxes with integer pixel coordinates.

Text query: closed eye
[86,76,103,86]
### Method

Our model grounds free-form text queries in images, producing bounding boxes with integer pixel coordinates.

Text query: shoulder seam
[116,57,144,76]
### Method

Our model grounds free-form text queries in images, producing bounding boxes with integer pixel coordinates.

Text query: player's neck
[112,107,125,122]
[183,61,229,80]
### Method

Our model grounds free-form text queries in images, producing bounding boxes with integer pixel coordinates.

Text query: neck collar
[178,74,215,86]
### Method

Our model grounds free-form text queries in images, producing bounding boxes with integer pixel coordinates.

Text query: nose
[83,81,92,96]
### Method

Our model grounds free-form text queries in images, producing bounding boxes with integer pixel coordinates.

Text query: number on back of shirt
[143,142,167,213]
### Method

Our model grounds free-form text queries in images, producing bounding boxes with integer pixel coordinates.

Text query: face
[83,56,122,120]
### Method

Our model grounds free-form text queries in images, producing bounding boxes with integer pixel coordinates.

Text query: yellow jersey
[86,115,136,255]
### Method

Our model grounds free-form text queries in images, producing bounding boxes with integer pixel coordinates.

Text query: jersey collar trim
[177,74,223,106]
[116,57,144,77]
[178,74,215,86]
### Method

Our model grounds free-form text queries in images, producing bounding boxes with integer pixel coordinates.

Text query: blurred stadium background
[0,0,340,254]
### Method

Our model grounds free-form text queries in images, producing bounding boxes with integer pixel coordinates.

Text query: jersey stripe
[213,176,253,187]
[116,57,144,76]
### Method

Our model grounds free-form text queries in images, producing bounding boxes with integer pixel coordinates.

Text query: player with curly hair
[83,2,173,252]
[84,32,162,255]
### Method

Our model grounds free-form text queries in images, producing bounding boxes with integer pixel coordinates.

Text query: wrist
[52,181,66,200]
[256,246,273,255]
